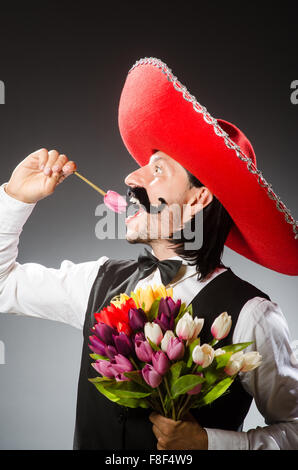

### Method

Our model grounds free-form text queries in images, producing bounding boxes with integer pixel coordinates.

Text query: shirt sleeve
[0,182,109,330]
[205,296,298,450]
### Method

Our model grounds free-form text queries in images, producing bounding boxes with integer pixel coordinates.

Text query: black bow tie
[137,248,183,286]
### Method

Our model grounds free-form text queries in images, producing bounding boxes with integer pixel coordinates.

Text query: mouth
[125,188,167,224]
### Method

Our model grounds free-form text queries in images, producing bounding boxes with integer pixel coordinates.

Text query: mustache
[126,187,167,214]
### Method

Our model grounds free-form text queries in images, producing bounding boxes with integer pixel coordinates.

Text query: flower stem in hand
[157,386,167,417]
[164,377,176,420]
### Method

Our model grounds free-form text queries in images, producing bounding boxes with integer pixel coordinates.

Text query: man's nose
[124,167,146,187]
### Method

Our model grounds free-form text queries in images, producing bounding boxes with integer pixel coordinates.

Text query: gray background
[0,1,297,449]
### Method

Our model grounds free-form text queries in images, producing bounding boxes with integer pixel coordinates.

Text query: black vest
[73,258,270,450]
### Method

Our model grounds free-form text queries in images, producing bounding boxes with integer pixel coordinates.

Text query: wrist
[4,183,36,204]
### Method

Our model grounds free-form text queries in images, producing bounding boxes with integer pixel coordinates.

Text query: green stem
[177,394,192,421]
[129,356,139,370]
[164,377,176,421]
[157,386,167,417]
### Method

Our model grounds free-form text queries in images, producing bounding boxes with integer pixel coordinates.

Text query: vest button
[118,412,125,423]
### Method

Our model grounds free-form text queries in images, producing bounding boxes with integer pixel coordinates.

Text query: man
[0,58,298,450]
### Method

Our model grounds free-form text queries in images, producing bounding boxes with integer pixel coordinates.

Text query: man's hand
[5,148,77,203]
[149,411,208,450]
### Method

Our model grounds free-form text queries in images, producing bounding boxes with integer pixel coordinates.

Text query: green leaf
[89,353,109,361]
[214,351,233,369]
[130,291,139,308]
[147,337,160,351]
[123,370,152,390]
[88,378,120,403]
[204,366,220,385]
[185,303,193,317]
[174,302,187,327]
[171,374,205,399]
[195,376,235,407]
[185,338,200,368]
[167,361,184,388]
[221,342,253,354]
[103,380,152,399]
[147,298,161,322]
[115,397,150,409]
[88,376,115,385]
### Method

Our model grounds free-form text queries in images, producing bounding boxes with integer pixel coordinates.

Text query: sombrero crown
[118,57,298,275]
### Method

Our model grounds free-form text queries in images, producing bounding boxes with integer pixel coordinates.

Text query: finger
[157,442,166,450]
[62,160,77,175]
[51,154,69,176]
[150,413,179,434]
[29,148,48,170]
[152,424,167,440]
[42,149,60,176]
[55,173,68,186]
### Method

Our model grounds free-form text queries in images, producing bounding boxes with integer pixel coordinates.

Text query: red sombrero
[118,57,298,275]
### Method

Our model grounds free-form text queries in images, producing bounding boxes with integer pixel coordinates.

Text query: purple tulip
[166,336,185,361]
[111,354,134,373]
[158,297,181,318]
[89,335,107,356]
[134,331,146,342]
[142,364,163,388]
[135,339,153,362]
[152,350,170,375]
[155,313,174,333]
[92,360,116,378]
[155,297,181,332]
[104,344,118,359]
[129,307,147,331]
[113,332,134,357]
[94,323,118,345]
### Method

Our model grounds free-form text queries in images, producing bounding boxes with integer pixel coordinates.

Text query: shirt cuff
[205,427,249,450]
[0,182,36,232]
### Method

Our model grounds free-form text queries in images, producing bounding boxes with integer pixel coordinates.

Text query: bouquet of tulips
[88,284,262,420]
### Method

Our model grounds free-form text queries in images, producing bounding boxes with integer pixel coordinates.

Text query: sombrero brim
[118,58,298,275]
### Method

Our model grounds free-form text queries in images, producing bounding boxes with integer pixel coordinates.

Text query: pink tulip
[104,190,127,213]
[152,350,170,375]
[166,336,185,361]
[111,354,134,374]
[142,364,163,388]
[135,339,153,362]
[92,360,116,378]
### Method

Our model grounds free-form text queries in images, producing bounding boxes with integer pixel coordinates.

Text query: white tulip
[144,322,163,346]
[214,348,226,356]
[176,312,204,342]
[224,351,244,376]
[192,344,215,368]
[211,311,232,340]
[241,352,262,372]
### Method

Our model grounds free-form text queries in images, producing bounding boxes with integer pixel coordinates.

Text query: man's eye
[154,165,162,173]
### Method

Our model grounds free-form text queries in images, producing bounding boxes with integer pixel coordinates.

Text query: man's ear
[182,187,213,223]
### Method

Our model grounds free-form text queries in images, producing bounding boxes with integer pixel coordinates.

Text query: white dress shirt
[0,181,297,450]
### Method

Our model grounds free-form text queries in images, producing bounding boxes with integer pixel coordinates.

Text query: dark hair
[166,170,234,281]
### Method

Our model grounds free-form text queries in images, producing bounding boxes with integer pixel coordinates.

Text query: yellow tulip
[110,293,130,308]
[133,284,173,312]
